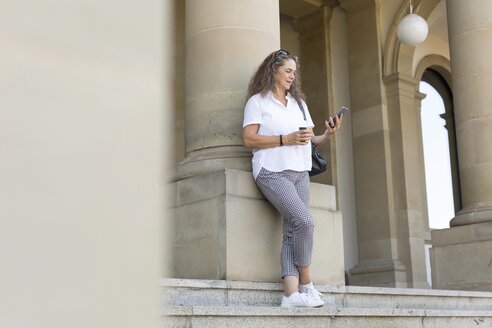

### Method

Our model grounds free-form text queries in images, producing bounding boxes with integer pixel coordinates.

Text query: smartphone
[329,106,350,127]
[334,106,350,118]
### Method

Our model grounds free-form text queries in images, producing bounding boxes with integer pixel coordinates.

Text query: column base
[348,259,408,288]
[169,168,345,284]
[431,222,492,291]
[450,205,492,227]
[170,146,252,181]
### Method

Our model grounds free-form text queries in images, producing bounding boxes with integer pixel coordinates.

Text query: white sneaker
[280,292,309,308]
[299,282,325,308]
[280,291,324,308]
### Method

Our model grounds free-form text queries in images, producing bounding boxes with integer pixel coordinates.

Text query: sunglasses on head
[275,49,290,57]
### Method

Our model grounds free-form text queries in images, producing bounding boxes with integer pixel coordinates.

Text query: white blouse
[243,91,315,180]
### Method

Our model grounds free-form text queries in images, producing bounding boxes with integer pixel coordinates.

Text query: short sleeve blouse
[243,91,315,179]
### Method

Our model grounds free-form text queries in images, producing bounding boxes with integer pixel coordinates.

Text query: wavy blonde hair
[246,49,305,104]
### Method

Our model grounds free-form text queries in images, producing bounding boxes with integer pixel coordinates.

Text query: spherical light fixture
[396,1,429,46]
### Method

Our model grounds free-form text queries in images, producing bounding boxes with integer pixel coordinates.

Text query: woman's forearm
[311,132,331,146]
[244,134,283,149]
[311,116,342,146]
[243,125,311,149]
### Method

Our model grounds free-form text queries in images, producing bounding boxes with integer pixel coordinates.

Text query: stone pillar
[340,0,405,287]
[383,73,429,289]
[340,0,428,288]
[447,0,492,226]
[430,0,492,291]
[1,1,165,326]
[174,0,280,180]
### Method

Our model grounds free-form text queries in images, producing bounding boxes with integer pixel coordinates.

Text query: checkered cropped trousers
[255,168,314,278]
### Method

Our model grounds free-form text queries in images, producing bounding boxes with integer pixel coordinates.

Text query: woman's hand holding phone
[328,106,349,128]
[325,111,345,134]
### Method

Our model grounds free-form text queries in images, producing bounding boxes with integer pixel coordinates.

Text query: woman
[242,49,342,308]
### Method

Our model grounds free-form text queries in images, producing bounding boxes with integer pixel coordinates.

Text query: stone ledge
[162,278,492,311]
[169,167,345,283]
[161,278,492,298]
[172,168,338,211]
[162,306,492,318]
[431,222,492,246]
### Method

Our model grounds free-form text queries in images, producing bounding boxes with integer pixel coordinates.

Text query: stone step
[163,306,492,328]
[161,278,492,311]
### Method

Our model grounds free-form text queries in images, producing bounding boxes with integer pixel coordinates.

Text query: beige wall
[0,1,166,327]
[280,14,301,60]
[413,1,450,76]
[380,0,403,47]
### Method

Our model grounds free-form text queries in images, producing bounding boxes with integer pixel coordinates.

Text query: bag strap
[298,102,307,121]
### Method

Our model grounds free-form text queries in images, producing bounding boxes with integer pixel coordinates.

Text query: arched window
[420,69,461,229]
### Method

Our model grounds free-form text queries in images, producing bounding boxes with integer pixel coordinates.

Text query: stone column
[174,0,280,180]
[430,0,492,291]
[447,0,492,226]
[1,1,165,325]
[384,73,429,289]
[340,0,408,287]
[340,0,429,288]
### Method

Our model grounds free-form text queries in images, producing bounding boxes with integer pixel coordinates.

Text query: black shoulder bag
[298,103,328,176]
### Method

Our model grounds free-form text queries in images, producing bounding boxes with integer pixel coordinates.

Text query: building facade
[170,0,492,291]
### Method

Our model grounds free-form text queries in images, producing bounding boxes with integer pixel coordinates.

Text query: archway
[415,56,462,222]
